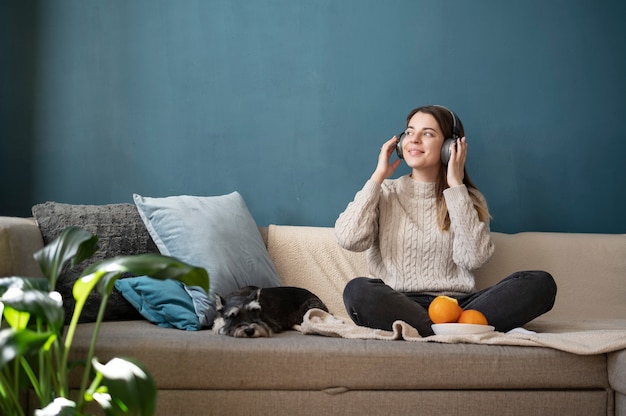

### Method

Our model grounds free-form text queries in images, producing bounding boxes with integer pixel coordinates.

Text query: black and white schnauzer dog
[212,286,328,338]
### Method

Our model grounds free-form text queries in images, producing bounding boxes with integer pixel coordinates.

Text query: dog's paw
[212,317,225,334]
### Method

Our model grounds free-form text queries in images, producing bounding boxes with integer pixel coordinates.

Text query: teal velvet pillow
[114,276,201,331]
[133,192,282,327]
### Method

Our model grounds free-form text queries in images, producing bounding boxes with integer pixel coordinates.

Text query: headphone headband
[432,105,459,139]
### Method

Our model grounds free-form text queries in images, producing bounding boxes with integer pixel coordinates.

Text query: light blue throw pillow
[114,276,201,331]
[133,192,282,327]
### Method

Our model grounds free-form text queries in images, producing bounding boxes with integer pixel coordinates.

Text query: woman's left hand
[446,136,467,187]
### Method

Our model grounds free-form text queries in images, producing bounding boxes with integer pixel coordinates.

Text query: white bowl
[431,323,495,336]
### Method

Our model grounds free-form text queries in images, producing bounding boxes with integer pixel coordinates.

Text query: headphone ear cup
[396,132,405,159]
[440,138,455,165]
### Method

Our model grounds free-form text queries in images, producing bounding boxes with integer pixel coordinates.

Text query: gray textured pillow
[32,202,159,323]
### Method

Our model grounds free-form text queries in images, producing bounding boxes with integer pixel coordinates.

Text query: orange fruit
[428,296,463,324]
[457,309,488,325]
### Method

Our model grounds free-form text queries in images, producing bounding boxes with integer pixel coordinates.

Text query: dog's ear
[215,294,226,312]
[245,288,261,303]
[242,288,262,312]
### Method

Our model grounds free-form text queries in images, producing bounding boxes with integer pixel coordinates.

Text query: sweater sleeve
[443,185,495,270]
[334,179,381,252]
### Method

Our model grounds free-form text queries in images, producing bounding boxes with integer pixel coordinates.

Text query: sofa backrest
[477,232,626,322]
[265,225,626,323]
[0,217,45,278]
[3,218,624,325]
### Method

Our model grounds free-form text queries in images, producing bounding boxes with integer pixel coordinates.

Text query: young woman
[335,105,556,336]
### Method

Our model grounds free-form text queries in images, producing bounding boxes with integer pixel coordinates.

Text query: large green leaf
[34,397,79,416]
[2,305,31,330]
[0,288,64,331]
[0,328,56,370]
[34,227,98,290]
[90,357,156,416]
[64,253,209,400]
[2,226,210,416]
[78,253,209,300]
[0,277,50,295]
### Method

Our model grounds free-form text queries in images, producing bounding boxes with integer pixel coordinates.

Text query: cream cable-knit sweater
[335,175,495,294]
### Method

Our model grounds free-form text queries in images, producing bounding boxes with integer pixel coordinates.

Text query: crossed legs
[343,271,557,336]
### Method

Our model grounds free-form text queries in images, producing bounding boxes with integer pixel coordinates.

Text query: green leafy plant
[0,226,209,415]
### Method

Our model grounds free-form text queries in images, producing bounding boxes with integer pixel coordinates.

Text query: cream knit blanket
[299,309,626,355]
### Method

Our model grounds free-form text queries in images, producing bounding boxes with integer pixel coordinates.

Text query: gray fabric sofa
[1,215,625,416]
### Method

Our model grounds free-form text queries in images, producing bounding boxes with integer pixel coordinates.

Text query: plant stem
[36,318,48,406]
[50,337,62,398]
[60,271,103,398]
[19,356,42,402]
[12,359,19,402]
[0,370,25,416]
[76,291,109,411]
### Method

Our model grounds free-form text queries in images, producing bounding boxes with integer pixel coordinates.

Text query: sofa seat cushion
[69,321,609,391]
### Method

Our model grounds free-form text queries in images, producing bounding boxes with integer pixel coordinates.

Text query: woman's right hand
[370,136,402,184]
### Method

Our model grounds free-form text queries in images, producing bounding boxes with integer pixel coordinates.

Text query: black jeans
[343,271,557,336]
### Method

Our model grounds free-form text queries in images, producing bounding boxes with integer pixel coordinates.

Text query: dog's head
[212,288,272,338]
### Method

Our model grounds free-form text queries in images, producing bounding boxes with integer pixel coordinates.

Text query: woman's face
[402,111,445,175]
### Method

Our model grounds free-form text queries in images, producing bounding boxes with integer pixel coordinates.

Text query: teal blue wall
[2,1,625,233]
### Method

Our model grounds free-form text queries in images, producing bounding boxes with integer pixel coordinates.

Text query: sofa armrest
[0,217,44,278]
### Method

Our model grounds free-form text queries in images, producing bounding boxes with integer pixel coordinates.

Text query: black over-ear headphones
[396,105,461,165]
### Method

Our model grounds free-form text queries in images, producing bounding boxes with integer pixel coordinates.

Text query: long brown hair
[406,105,491,230]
